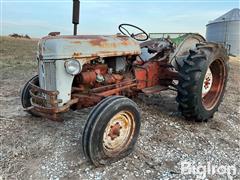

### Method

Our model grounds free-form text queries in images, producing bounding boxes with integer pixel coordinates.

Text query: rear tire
[21,75,40,116]
[82,96,141,166]
[176,43,229,121]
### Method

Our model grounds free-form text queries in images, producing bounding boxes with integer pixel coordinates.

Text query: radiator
[38,60,56,91]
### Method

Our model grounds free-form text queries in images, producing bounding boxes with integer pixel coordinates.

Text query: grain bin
[206,8,240,56]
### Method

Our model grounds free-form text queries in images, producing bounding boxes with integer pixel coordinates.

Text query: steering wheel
[118,23,149,41]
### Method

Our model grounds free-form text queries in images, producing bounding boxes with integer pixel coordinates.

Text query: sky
[1,0,239,38]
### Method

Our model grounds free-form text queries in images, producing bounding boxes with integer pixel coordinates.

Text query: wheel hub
[103,111,135,153]
[202,68,213,97]
[108,122,122,140]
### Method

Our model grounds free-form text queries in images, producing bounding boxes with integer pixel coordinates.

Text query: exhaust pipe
[72,0,80,35]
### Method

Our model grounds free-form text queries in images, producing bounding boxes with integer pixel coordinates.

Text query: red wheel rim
[202,59,226,110]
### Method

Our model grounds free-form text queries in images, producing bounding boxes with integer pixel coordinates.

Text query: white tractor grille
[38,60,56,91]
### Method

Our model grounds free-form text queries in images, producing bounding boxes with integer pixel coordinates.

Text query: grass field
[1,36,240,179]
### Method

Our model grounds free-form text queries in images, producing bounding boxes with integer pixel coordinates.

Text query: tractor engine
[71,53,173,110]
[71,56,138,108]
[73,56,129,87]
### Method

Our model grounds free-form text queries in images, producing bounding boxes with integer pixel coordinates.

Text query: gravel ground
[0,37,240,179]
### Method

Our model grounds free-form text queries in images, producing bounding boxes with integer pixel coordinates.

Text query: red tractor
[21,1,229,166]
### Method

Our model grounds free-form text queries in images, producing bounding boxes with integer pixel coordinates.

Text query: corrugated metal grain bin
[206,8,240,56]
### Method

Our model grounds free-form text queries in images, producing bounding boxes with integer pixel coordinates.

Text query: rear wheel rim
[103,111,135,155]
[202,68,213,98]
[202,59,226,110]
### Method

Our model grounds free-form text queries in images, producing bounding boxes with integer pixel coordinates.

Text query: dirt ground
[0,37,240,180]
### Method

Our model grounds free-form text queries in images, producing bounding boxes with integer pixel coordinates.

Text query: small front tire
[82,96,141,166]
[20,75,40,116]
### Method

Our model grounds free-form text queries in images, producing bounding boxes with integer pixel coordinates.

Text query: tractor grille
[38,60,56,91]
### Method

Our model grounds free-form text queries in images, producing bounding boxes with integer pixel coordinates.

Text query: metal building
[206,8,240,56]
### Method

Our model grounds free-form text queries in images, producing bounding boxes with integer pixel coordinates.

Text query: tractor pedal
[142,85,168,94]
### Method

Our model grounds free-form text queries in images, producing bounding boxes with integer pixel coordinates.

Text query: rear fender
[171,33,205,70]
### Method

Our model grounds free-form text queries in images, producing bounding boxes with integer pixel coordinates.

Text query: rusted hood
[38,35,141,60]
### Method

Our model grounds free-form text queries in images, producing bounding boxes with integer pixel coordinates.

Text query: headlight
[65,59,81,75]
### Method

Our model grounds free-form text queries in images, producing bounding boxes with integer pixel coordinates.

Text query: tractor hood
[38,35,141,60]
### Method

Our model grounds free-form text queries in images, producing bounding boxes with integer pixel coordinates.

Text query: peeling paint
[39,35,141,60]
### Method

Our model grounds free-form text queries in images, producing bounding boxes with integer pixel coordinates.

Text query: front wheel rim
[202,59,226,110]
[103,111,135,155]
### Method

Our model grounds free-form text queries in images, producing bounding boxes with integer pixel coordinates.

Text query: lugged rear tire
[176,43,229,122]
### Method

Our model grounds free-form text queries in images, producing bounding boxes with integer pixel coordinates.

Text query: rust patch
[91,53,99,57]
[121,40,132,46]
[117,35,130,41]
[108,123,121,140]
[29,82,78,121]
[89,38,108,46]
[42,35,104,40]
[73,52,82,57]
[71,41,82,44]
[48,32,60,36]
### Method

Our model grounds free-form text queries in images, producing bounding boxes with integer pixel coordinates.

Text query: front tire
[21,75,40,116]
[82,96,141,166]
[176,43,229,121]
